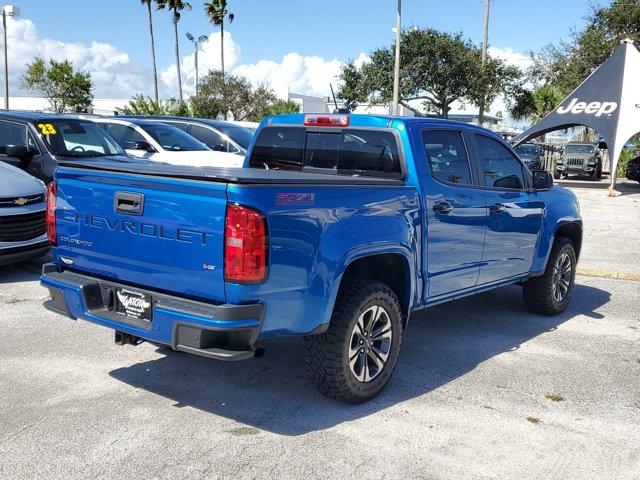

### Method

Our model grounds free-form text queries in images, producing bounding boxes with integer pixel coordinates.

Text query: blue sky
[10,0,594,102]
[25,0,591,68]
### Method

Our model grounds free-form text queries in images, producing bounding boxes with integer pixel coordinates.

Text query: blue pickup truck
[41,114,582,403]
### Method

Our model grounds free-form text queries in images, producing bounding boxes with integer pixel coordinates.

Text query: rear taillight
[46,181,57,245]
[303,114,349,127]
[224,204,267,283]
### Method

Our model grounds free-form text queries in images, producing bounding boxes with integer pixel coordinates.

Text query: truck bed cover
[58,158,405,186]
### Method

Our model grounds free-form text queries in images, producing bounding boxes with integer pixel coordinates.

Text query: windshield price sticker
[37,123,57,135]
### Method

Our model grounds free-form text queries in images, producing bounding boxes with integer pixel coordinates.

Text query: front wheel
[522,237,576,315]
[304,279,403,403]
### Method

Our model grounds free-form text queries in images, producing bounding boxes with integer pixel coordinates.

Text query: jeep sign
[557,98,618,117]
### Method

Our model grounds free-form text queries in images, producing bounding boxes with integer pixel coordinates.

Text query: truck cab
[41,113,582,403]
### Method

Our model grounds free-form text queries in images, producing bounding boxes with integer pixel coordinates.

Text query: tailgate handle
[114,191,144,215]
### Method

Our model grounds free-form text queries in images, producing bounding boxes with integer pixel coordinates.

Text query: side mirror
[5,145,36,166]
[211,143,227,152]
[133,141,154,152]
[5,144,31,159]
[532,170,553,190]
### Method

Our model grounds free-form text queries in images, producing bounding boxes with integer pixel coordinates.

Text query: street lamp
[2,4,19,110]
[186,32,208,94]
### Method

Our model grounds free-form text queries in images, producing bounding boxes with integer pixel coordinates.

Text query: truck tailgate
[54,167,227,303]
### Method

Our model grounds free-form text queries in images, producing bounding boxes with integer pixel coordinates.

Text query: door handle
[433,202,453,214]
[490,203,506,214]
[114,191,144,215]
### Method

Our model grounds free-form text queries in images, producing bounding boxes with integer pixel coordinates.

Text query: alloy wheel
[348,305,393,383]
[552,252,572,302]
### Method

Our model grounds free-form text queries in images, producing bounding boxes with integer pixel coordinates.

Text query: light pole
[478,0,491,126]
[186,32,208,94]
[2,4,19,110]
[392,0,401,116]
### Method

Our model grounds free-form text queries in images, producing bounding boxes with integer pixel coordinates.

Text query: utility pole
[392,0,401,116]
[2,5,20,110]
[478,0,491,126]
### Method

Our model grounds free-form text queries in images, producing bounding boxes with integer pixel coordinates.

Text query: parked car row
[0,111,256,266]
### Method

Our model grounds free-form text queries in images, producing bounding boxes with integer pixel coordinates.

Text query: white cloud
[3,17,151,99]
[4,14,352,103]
[488,46,532,71]
[161,30,242,96]
[232,52,344,99]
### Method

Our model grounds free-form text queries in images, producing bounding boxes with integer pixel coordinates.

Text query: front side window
[141,124,208,152]
[476,134,526,190]
[105,124,146,149]
[190,125,240,153]
[215,124,253,150]
[249,127,402,177]
[36,120,124,158]
[0,120,28,154]
[422,129,472,185]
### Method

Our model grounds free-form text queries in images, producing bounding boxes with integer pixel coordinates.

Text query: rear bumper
[40,264,264,361]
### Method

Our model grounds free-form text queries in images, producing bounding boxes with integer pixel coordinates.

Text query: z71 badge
[275,192,315,206]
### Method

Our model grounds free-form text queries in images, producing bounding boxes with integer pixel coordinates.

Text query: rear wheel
[553,169,561,180]
[304,279,403,403]
[522,237,576,315]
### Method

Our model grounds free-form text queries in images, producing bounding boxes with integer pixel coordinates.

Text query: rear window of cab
[249,126,402,178]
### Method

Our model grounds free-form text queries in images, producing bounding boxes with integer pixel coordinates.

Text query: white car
[91,118,244,168]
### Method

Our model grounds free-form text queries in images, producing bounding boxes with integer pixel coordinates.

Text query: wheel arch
[327,249,415,329]
[554,222,583,260]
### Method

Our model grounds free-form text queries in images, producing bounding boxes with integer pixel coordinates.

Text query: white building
[0,96,129,115]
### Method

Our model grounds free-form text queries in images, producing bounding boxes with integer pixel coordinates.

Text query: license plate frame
[115,287,152,321]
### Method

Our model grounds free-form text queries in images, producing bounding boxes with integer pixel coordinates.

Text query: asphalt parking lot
[1,182,639,480]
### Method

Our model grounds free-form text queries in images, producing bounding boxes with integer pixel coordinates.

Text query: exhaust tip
[254,347,266,358]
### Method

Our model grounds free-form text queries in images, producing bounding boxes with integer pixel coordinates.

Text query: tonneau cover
[57,158,404,186]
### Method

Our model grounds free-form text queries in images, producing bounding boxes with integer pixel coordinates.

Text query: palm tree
[204,0,234,78]
[140,0,159,103]
[156,0,192,103]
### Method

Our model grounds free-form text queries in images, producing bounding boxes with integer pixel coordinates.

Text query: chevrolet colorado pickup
[41,114,582,403]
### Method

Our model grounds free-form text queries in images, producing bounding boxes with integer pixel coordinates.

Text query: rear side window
[476,134,526,190]
[249,126,402,177]
[421,129,472,185]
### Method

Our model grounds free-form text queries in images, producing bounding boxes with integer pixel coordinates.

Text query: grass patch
[545,392,565,402]
[527,416,542,425]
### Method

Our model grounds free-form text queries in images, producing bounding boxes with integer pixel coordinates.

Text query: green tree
[190,70,286,122]
[204,0,234,78]
[117,94,190,115]
[531,0,640,94]
[337,60,368,110]
[338,28,519,118]
[21,57,93,113]
[156,0,192,103]
[466,58,522,123]
[509,84,564,124]
[257,99,300,118]
[140,0,159,102]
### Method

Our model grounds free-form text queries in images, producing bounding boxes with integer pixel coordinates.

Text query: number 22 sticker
[36,123,57,135]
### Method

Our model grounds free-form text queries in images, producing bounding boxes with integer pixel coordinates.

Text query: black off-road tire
[553,169,561,180]
[304,278,403,404]
[522,237,576,316]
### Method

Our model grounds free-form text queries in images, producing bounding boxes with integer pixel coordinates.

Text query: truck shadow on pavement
[0,257,49,284]
[110,283,610,436]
